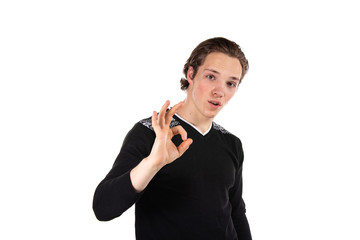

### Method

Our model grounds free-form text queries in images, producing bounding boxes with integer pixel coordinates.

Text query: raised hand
[130,100,193,192]
[149,100,193,168]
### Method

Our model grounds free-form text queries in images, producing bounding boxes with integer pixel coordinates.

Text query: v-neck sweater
[174,113,212,136]
[93,115,252,240]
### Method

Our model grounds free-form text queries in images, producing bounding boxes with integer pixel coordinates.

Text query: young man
[93,37,252,240]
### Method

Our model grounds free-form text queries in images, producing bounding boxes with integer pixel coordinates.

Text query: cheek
[224,90,236,103]
[193,81,209,98]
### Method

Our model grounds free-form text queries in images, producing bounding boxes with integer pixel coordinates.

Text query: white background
[1,0,359,239]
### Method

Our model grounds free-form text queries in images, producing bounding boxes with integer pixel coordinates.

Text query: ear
[187,66,194,85]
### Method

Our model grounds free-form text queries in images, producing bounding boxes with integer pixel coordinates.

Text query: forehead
[200,52,242,77]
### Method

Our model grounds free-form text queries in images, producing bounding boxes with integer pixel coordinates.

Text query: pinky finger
[151,111,158,128]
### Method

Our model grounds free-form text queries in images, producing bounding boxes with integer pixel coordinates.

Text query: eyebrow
[204,68,241,81]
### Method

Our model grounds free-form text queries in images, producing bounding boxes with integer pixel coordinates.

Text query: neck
[176,98,214,134]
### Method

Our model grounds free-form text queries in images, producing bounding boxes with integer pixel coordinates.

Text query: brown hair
[180,37,249,90]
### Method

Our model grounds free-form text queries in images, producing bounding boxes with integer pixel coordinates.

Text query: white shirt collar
[174,113,212,136]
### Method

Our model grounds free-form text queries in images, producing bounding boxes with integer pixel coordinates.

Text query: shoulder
[212,121,243,152]
[138,116,154,131]
[213,122,234,135]
[212,122,240,142]
[122,117,156,143]
[212,122,244,168]
[138,115,181,131]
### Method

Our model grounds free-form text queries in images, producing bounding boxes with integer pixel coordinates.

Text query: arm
[93,101,192,221]
[92,123,153,221]
[229,139,252,239]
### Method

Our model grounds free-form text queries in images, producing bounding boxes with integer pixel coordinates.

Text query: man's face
[187,52,242,119]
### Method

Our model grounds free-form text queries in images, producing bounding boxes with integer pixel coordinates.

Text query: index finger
[165,101,183,125]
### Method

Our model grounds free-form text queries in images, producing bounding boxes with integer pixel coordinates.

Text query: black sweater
[93,114,252,240]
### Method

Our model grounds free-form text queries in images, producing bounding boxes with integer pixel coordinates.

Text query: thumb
[177,138,193,157]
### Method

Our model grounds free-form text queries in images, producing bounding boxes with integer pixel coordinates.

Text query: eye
[227,81,237,88]
[206,74,215,80]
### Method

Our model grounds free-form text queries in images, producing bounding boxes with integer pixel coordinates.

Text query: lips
[208,100,222,108]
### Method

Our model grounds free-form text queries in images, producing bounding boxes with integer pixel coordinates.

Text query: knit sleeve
[229,138,252,240]
[93,122,155,221]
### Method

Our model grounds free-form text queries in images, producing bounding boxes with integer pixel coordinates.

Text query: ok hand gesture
[130,100,193,192]
[149,100,193,169]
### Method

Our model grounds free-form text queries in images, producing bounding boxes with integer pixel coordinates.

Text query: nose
[212,86,224,98]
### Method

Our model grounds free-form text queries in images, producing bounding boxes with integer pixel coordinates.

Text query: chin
[204,110,219,119]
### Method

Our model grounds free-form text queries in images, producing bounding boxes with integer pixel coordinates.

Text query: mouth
[208,100,222,108]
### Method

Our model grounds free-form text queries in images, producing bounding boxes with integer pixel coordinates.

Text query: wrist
[130,157,162,193]
[143,155,165,172]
